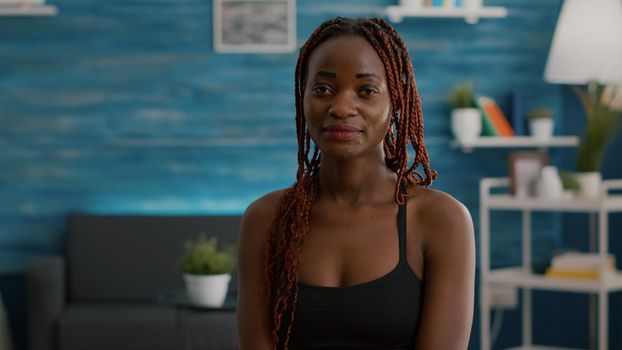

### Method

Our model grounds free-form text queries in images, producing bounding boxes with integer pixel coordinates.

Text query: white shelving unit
[386,4,507,24]
[0,4,57,16]
[480,177,622,350]
[451,136,580,153]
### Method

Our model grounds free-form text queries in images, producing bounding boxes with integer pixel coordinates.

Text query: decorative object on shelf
[213,0,296,53]
[386,0,507,24]
[475,95,515,137]
[0,0,57,16]
[508,151,549,198]
[535,165,564,199]
[509,91,526,136]
[399,0,422,7]
[526,107,554,140]
[559,169,580,195]
[179,233,237,307]
[544,0,622,199]
[448,83,481,143]
[546,251,617,280]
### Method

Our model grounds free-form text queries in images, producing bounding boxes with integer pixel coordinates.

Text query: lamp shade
[544,0,622,85]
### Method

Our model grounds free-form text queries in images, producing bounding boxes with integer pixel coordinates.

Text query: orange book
[478,96,515,137]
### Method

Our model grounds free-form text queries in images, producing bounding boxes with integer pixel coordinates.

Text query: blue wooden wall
[1,0,621,349]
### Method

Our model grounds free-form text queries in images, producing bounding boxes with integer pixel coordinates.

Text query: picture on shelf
[508,151,549,197]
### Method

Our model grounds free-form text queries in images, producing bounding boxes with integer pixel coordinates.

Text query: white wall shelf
[386,5,508,24]
[451,136,580,152]
[503,346,584,350]
[0,5,57,16]
[480,177,622,350]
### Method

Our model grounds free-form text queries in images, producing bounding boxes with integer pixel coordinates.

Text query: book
[510,91,526,136]
[473,95,499,136]
[477,96,515,137]
[545,267,616,280]
[545,267,602,280]
[551,252,616,270]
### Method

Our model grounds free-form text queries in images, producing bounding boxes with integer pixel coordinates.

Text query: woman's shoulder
[406,184,473,241]
[239,188,287,241]
[243,189,287,218]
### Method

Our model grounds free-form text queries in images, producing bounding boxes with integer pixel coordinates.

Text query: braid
[263,16,437,349]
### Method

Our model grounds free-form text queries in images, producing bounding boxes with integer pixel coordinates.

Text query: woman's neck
[318,151,397,206]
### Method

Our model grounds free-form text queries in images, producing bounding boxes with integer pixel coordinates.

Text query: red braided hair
[263,17,437,349]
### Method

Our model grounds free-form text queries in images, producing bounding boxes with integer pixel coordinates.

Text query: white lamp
[544,0,622,85]
[544,0,622,200]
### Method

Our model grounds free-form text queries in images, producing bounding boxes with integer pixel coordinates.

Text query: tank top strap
[397,180,408,263]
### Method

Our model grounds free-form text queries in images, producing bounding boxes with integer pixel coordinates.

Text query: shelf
[386,5,508,24]
[488,267,622,293]
[0,5,57,16]
[451,136,579,152]
[486,194,622,212]
[503,346,585,350]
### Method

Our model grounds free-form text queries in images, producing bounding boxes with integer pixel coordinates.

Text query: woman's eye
[312,85,332,95]
[360,86,379,96]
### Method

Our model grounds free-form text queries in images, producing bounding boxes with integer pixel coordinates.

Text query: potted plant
[179,233,236,307]
[526,107,554,139]
[574,84,622,198]
[448,83,481,143]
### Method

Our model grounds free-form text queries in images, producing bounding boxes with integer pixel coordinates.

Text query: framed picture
[213,0,296,53]
[508,151,549,197]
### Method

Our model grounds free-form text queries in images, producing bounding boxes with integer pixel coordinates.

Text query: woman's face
[303,35,392,160]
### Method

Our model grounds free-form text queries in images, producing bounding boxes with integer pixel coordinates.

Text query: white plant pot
[184,273,231,307]
[529,118,554,139]
[399,0,422,7]
[574,171,602,199]
[451,108,482,143]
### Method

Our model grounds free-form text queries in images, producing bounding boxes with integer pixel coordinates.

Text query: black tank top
[280,197,423,349]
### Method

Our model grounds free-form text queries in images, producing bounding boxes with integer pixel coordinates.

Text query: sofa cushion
[58,303,238,350]
[67,214,240,301]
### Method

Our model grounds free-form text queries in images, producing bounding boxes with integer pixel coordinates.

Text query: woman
[237,17,475,350]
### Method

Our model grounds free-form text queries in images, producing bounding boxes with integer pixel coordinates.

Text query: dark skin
[238,35,475,349]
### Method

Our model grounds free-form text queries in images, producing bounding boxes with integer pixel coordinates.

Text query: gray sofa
[28,214,241,350]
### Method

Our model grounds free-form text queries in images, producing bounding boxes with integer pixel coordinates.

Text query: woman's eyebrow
[356,72,380,79]
[314,71,380,79]
[316,70,336,78]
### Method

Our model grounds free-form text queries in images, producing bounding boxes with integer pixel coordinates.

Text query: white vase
[184,273,231,307]
[574,171,602,199]
[529,118,554,139]
[536,166,563,199]
[451,108,482,143]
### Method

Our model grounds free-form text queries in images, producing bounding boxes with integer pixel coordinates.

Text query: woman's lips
[323,125,361,141]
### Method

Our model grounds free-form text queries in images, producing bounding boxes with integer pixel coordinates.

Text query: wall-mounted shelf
[451,136,580,153]
[386,5,508,24]
[0,5,57,16]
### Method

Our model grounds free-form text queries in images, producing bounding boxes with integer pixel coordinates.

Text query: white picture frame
[213,0,296,53]
[508,151,549,198]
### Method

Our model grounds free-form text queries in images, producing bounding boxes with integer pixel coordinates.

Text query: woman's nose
[328,91,357,119]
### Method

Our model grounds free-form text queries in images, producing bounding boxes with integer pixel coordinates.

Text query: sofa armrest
[28,256,65,350]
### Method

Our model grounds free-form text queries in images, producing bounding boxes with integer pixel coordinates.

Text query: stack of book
[474,95,515,137]
[545,252,617,280]
[400,0,464,8]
